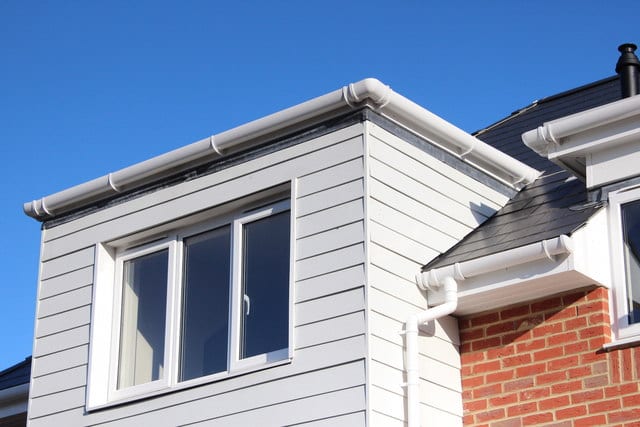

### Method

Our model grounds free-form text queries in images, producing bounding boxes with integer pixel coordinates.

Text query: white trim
[608,186,640,340]
[25,79,538,220]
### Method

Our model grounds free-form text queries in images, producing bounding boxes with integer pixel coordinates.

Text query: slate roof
[425,76,621,270]
[0,357,31,391]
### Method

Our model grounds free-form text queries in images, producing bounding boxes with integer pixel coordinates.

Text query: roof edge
[24,78,539,221]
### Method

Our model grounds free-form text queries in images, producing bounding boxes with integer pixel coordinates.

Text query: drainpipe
[405,276,458,427]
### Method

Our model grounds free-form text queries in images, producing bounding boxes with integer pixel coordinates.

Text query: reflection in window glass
[180,226,231,381]
[622,199,640,324]
[118,250,168,389]
[241,211,290,359]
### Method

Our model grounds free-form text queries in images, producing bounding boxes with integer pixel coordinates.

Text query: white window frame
[609,184,640,340]
[87,194,294,409]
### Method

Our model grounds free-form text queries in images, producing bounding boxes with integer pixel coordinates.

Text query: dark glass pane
[241,211,290,359]
[180,226,231,381]
[622,200,640,324]
[118,249,168,389]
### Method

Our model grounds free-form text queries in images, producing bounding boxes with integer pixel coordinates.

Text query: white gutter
[417,235,573,291]
[25,78,539,221]
[405,277,458,427]
[522,94,640,156]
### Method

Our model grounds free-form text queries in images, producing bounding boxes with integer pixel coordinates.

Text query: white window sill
[601,335,640,351]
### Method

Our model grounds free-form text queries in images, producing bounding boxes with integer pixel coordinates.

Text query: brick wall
[459,286,640,426]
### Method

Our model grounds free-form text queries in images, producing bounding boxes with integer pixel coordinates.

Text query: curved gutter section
[522,94,640,156]
[25,78,539,221]
[418,235,573,289]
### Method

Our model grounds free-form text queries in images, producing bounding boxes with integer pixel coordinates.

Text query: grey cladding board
[426,76,621,269]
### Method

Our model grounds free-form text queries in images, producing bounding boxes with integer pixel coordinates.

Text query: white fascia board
[522,95,640,180]
[24,78,539,221]
[422,208,610,315]
[0,383,28,418]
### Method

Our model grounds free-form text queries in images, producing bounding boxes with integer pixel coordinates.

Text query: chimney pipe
[616,43,640,98]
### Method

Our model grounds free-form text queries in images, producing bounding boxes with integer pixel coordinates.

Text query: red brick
[461,342,472,353]
[623,394,640,407]
[565,317,588,330]
[487,322,516,336]
[584,374,609,388]
[507,402,537,417]
[519,387,550,401]
[533,347,563,362]
[567,365,592,378]
[504,377,534,392]
[471,312,500,327]
[514,316,543,333]
[522,412,553,425]
[579,325,608,340]
[461,328,485,341]
[611,350,622,383]
[586,287,608,300]
[556,404,587,419]
[589,336,608,350]
[462,375,484,389]
[486,346,515,360]
[462,414,475,425]
[489,393,518,407]
[547,331,578,346]
[459,318,471,329]
[474,360,501,374]
[563,291,586,306]
[502,332,527,345]
[503,354,532,367]
[472,336,502,351]
[550,380,581,394]
[501,305,530,320]
[516,363,546,378]
[474,383,502,399]
[576,300,608,315]
[544,306,576,321]
[588,312,609,325]
[623,349,634,382]
[461,351,485,364]
[610,409,640,423]
[580,351,607,364]
[589,398,622,413]
[516,338,545,352]
[564,341,589,354]
[539,395,570,410]
[605,383,639,397]
[486,369,515,384]
[464,398,487,411]
[531,297,563,312]
[492,419,523,427]
[532,322,563,338]
[475,408,505,422]
[574,415,608,427]
[593,361,609,374]
[571,389,604,404]
[548,355,579,371]
[536,371,566,385]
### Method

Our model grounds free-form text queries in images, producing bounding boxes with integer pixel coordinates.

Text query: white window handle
[243,294,251,316]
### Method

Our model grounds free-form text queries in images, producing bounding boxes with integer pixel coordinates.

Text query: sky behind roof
[1,1,638,369]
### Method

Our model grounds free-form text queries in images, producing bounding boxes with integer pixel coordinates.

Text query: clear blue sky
[0,1,638,369]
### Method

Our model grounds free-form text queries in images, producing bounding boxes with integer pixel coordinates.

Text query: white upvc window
[610,185,640,340]
[88,198,293,408]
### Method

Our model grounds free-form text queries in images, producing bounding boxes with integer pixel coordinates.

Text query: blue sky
[0,1,638,369]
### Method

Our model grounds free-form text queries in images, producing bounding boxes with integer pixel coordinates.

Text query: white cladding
[28,118,510,426]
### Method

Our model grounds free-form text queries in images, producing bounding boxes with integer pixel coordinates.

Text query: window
[88,197,293,407]
[610,186,640,340]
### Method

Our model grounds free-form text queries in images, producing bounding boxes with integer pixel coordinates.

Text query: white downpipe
[405,276,458,427]
[25,78,538,220]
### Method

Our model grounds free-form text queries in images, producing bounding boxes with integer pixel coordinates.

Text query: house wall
[29,123,370,426]
[459,286,640,426]
[364,122,510,426]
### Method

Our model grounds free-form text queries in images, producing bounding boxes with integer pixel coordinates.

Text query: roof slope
[426,76,621,269]
[0,357,31,391]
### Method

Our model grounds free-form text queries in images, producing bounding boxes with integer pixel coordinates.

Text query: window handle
[243,294,251,316]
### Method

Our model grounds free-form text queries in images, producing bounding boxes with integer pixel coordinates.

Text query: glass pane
[241,210,290,359]
[118,250,168,389]
[622,200,640,324]
[180,226,231,381]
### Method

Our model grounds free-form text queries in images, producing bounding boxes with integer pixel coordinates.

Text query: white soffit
[24,78,539,221]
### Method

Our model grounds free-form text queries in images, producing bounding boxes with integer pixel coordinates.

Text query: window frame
[88,193,294,409]
[609,184,640,340]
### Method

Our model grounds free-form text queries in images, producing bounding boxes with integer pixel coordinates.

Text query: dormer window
[610,186,640,339]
